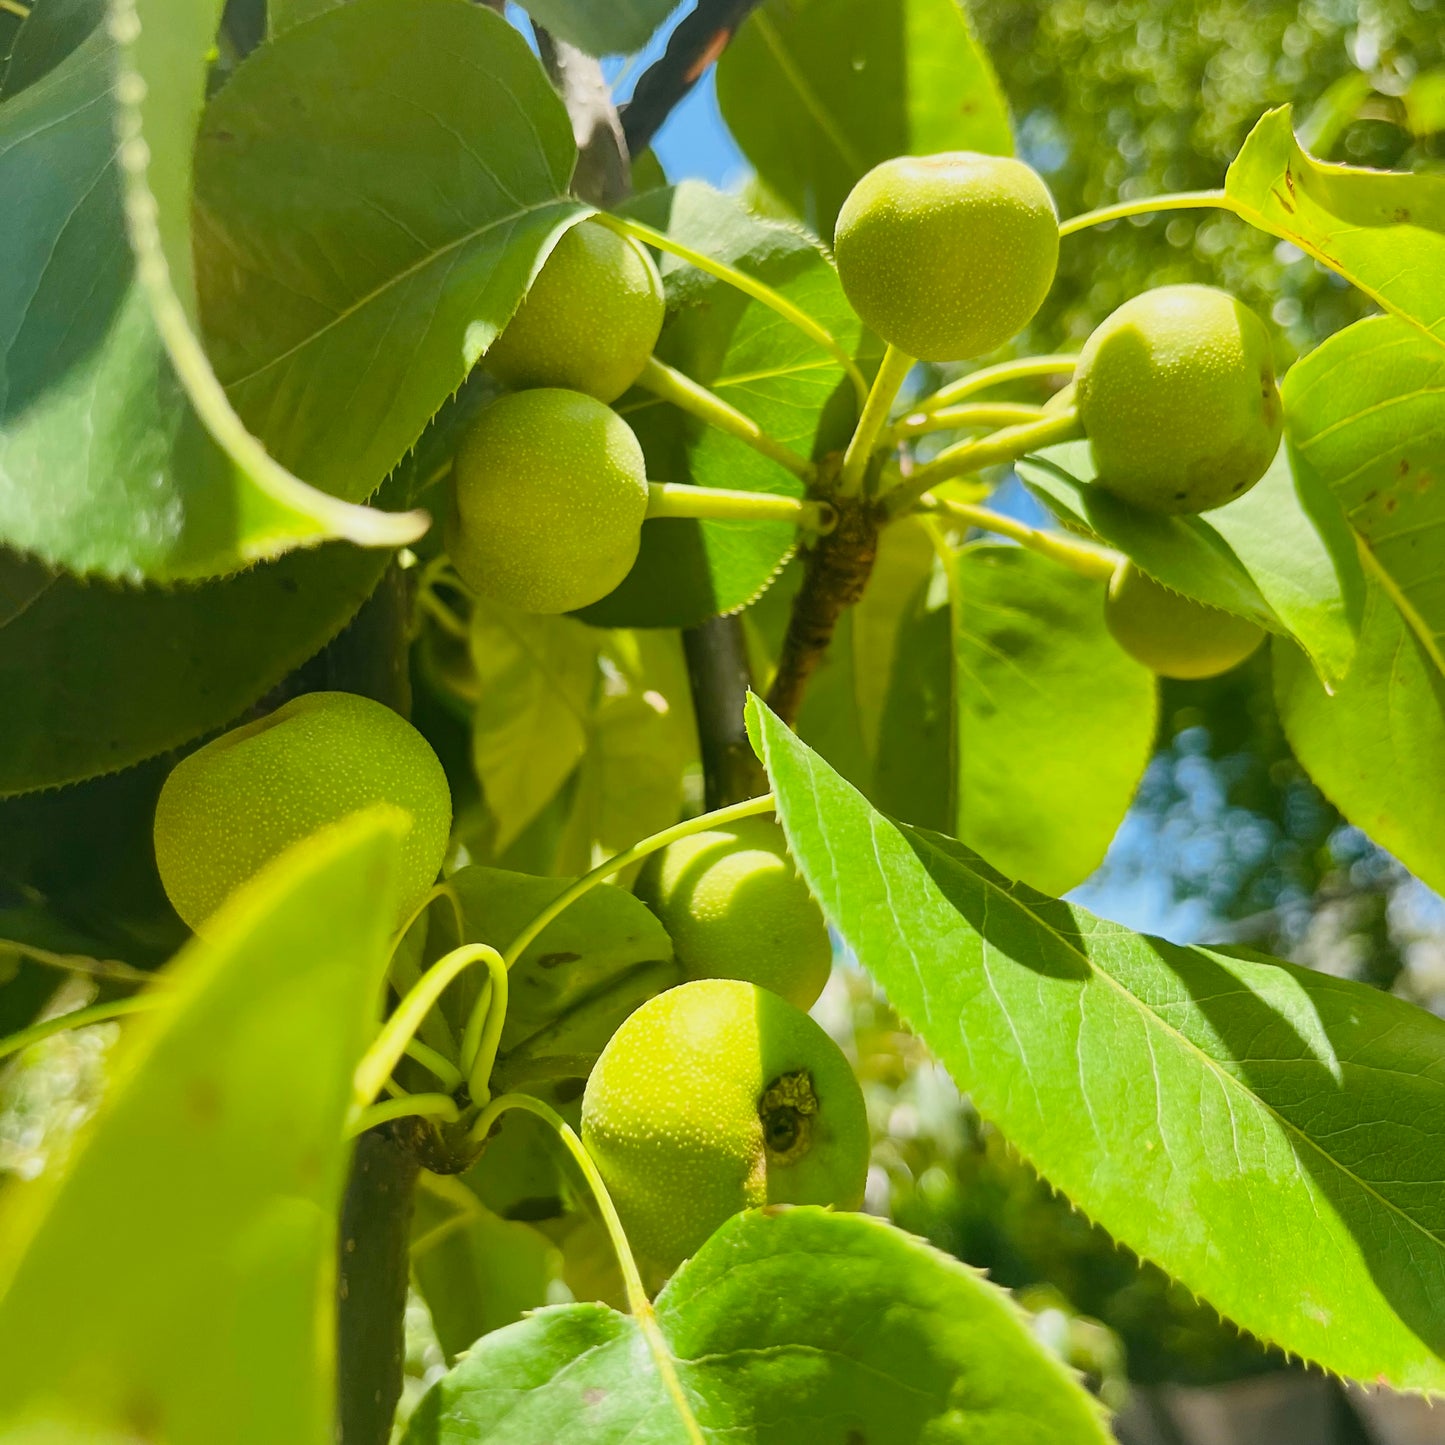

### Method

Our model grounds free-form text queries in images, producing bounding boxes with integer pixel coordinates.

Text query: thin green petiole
[887,408,1084,514]
[459,948,510,1105]
[646,482,835,532]
[346,1092,460,1139]
[353,943,502,1108]
[635,357,816,482]
[403,1038,463,1092]
[0,939,154,987]
[888,401,1045,443]
[598,212,869,407]
[0,994,161,1063]
[838,343,914,498]
[468,1094,703,1442]
[918,495,1120,580]
[501,793,776,971]
[909,354,1077,417]
[1058,189,1233,238]
[387,882,466,1057]
[0,1,31,17]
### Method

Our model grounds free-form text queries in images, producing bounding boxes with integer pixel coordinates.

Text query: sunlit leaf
[516,0,673,57]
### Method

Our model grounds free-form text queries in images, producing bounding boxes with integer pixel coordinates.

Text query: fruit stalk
[646,481,833,529]
[765,494,883,726]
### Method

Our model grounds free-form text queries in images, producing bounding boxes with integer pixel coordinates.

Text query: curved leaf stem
[908,354,1077,416]
[887,409,1084,515]
[1058,189,1234,238]
[838,343,914,498]
[646,482,834,532]
[402,1038,463,1091]
[460,948,510,1104]
[467,1093,704,1443]
[888,401,1045,443]
[0,994,161,1063]
[0,940,154,987]
[636,357,816,481]
[917,495,1120,579]
[501,793,776,971]
[598,212,870,406]
[346,1092,460,1138]
[353,943,502,1107]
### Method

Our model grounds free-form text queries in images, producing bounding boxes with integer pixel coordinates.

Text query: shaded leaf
[0,553,51,630]
[517,0,673,58]
[750,696,1445,1391]
[953,544,1155,895]
[194,0,586,507]
[1283,313,1444,672]
[0,544,388,795]
[1225,107,1445,347]
[582,183,865,628]
[717,0,1013,235]
[0,1,413,581]
[0,811,405,1442]
[1275,581,1445,895]
[403,1207,1109,1444]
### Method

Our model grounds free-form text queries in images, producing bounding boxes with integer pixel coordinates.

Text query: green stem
[837,343,913,498]
[403,1038,463,1091]
[889,401,1045,442]
[646,482,834,532]
[0,941,154,987]
[598,212,869,407]
[501,793,775,971]
[636,357,815,481]
[1058,189,1233,238]
[468,1094,704,1442]
[910,354,1077,416]
[460,948,510,1104]
[919,496,1119,579]
[0,994,161,1062]
[352,943,501,1108]
[888,409,1083,514]
[346,1092,460,1138]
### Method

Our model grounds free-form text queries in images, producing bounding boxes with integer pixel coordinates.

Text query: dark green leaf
[717,0,1014,235]
[0,0,415,581]
[1283,313,1444,673]
[583,183,866,628]
[0,546,388,795]
[194,0,587,507]
[403,1207,1110,1444]
[517,0,673,57]
[1225,107,1445,347]
[1275,582,1445,896]
[953,544,1155,895]
[0,810,405,1440]
[750,696,1445,1390]
[0,553,52,629]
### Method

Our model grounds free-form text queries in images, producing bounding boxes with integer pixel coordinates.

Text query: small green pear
[1076,284,1282,514]
[581,978,869,1275]
[833,152,1060,362]
[483,219,665,403]
[636,816,832,1011]
[447,388,650,615]
[154,692,451,933]
[1105,563,1266,679]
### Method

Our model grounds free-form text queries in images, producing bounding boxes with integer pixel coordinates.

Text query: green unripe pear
[581,978,869,1275]
[447,388,649,615]
[483,219,664,403]
[154,691,451,933]
[1105,563,1265,680]
[636,816,831,1011]
[833,152,1060,362]
[1076,284,1282,514]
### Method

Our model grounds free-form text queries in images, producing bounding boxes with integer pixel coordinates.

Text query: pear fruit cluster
[449,218,665,616]
[154,692,451,933]
[581,978,869,1275]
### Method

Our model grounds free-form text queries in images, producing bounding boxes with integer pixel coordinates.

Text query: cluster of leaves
[2,0,1445,1440]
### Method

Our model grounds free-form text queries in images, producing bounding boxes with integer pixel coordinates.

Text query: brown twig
[621,0,766,156]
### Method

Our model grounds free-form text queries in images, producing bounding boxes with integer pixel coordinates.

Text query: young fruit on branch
[447,388,649,615]
[483,219,665,403]
[154,692,451,933]
[581,978,869,1276]
[1076,284,1282,515]
[1105,563,1266,679]
[636,816,832,1011]
[833,152,1060,362]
